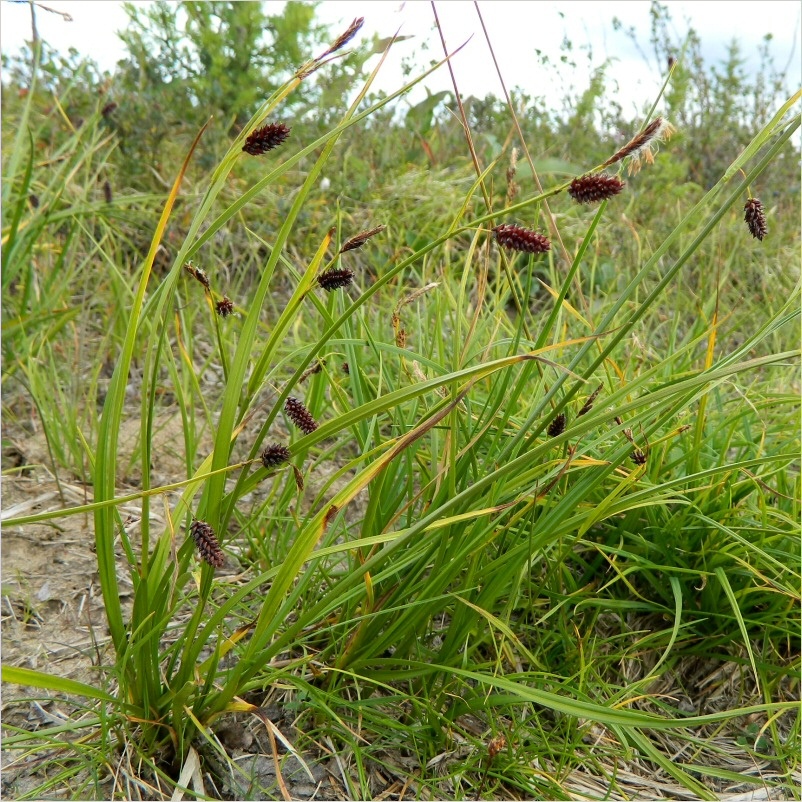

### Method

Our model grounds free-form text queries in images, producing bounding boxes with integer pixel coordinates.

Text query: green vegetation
[2,2,799,799]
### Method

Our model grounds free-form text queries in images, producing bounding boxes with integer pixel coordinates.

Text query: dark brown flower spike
[242,122,291,156]
[340,225,386,253]
[215,296,235,317]
[547,412,567,437]
[631,448,647,465]
[342,362,350,375]
[493,223,550,254]
[319,17,364,58]
[568,174,625,204]
[744,198,767,240]
[318,267,354,292]
[260,443,291,470]
[103,180,113,204]
[602,117,675,174]
[285,396,319,434]
[101,101,117,117]
[189,520,225,568]
[577,383,603,417]
[184,261,210,290]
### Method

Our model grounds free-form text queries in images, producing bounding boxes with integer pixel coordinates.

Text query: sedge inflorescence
[242,122,291,156]
[189,520,225,568]
[284,396,319,434]
[568,173,625,204]
[492,224,550,254]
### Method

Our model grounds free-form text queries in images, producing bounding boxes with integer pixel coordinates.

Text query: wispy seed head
[493,223,550,254]
[320,17,364,58]
[184,261,210,290]
[242,122,291,156]
[568,173,625,204]
[744,198,767,241]
[340,225,386,253]
[603,117,675,174]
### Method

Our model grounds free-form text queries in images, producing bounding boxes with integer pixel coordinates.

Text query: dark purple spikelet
[29,194,39,209]
[101,101,117,117]
[631,448,647,466]
[189,520,225,568]
[493,224,550,254]
[568,174,625,204]
[577,383,603,417]
[215,296,235,317]
[744,198,767,240]
[242,122,291,156]
[342,362,350,375]
[285,396,319,434]
[547,412,567,437]
[340,225,386,253]
[103,180,113,204]
[260,443,291,470]
[318,267,354,292]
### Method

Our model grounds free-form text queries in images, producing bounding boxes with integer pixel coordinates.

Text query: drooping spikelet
[340,225,386,253]
[744,197,767,241]
[189,520,225,568]
[215,296,235,317]
[577,383,603,417]
[184,261,210,290]
[242,122,291,156]
[568,173,625,204]
[493,224,550,254]
[260,443,291,470]
[300,359,326,382]
[284,396,319,434]
[547,412,567,437]
[319,17,364,58]
[318,267,354,292]
[602,117,675,174]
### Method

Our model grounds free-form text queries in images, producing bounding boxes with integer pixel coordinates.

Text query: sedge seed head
[568,173,625,204]
[260,443,291,470]
[318,267,354,292]
[284,396,319,434]
[189,520,225,568]
[242,122,291,156]
[493,223,550,254]
[744,197,767,241]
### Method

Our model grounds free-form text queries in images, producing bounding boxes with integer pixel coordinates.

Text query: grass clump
[2,5,799,800]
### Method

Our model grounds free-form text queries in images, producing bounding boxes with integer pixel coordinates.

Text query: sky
[1,0,800,117]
